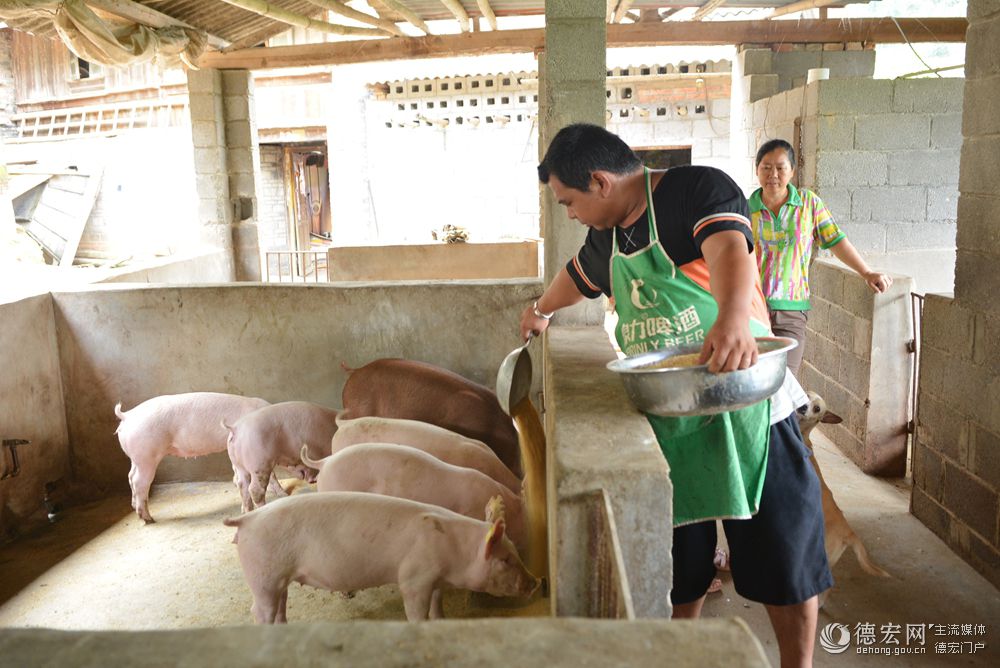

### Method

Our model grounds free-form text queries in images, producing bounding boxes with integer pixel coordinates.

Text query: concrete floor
[0,428,997,667]
[0,481,548,629]
[702,429,1000,667]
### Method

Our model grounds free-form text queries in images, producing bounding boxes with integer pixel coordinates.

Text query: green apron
[612,168,772,527]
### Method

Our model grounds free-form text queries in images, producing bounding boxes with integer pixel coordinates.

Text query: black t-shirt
[566,165,752,298]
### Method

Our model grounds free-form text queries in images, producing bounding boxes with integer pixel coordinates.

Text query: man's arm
[519,267,586,340]
[700,230,760,373]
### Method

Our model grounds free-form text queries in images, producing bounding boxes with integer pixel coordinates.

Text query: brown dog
[798,392,891,594]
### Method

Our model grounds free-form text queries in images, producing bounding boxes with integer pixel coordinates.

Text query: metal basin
[606,337,798,417]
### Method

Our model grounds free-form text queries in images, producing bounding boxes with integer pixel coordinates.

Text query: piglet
[115,392,269,523]
[223,401,338,513]
[223,492,538,622]
[308,443,527,551]
[325,416,521,493]
[340,359,522,477]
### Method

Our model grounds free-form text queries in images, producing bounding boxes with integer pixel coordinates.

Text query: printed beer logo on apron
[610,168,772,527]
[620,305,704,357]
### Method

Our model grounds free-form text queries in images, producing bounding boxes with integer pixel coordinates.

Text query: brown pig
[115,392,269,523]
[340,359,522,477]
[310,443,527,551]
[324,415,521,493]
[223,401,338,513]
[223,492,538,622]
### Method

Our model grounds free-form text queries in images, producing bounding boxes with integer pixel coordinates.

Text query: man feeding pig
[520,124,831,668]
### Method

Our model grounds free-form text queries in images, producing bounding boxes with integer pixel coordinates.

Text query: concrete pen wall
[0,280,542,538]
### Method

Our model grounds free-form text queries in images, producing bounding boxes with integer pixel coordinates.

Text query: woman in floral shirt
[750,139,892,376]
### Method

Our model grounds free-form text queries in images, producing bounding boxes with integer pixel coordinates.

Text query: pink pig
[321,416,521,493]
[115,392,269,523]
[223,401,338,513]
[223,491,538,622]
[310,443,527,551]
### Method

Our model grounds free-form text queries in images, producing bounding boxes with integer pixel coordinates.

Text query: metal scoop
[496,333,534,416]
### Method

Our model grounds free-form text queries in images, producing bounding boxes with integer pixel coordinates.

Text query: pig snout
[486,551,539,599]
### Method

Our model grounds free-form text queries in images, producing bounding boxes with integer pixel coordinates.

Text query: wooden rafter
[440,0,472,33]
[476,1,498,31]
[770,0,843,19]
[378,0,432,35]
[198,18,967,70]
[691,0,727,22]
[217,0,385,37]
[86,0,229,49]
[304,0,404,36]
[612,1,636,24]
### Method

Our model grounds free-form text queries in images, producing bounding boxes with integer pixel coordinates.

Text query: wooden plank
[48,174,91,196]
[59,168,104,267]
[770,0,843,19]
[197,18,967,70]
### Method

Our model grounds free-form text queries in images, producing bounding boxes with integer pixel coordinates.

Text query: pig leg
[276,589,288,624]
[429,589,444,620]
[249,583,287,624]
[127,461,139,510]
[126,451,162,524]
[399,582,435,621]
[267,474,288,499]
[233,467,254,514]
[248,469,271,509]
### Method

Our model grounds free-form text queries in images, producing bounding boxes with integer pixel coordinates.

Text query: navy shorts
[670,413,833,606]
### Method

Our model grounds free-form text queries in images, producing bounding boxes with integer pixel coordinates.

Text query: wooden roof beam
[770,0,843,19]
[378,0,432,35]
[305,0,405,36]
[217,0,385,37]
[440,0,472,32]
[691,0,727,22]
[198,18,967,70]
[476,1,498,31]
[612,1,636,24]
[85,0,229,49]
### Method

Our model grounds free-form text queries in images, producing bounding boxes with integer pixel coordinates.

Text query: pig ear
[484,518,506,559]
[484,495,506,524]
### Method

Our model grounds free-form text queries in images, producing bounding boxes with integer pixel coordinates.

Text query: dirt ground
[0,481,548,629]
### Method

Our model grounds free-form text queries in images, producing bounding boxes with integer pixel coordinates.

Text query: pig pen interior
[0,281,558,627]
[1,282,673,634]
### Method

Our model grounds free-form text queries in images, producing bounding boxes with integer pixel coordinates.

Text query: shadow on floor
[0,494,132,606]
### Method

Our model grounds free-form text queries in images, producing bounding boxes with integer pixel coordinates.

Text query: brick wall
[911,0,1000,589]
[256,145,290,252]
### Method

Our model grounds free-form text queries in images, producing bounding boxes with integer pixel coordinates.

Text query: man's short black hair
[755,139,796,169]
[538,123,642,191]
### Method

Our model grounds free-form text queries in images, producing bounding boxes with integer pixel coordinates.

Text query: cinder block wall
[731,44,876,190]
[745,77,962,288]
[911,0,1000,589]
[801,77,963,294]
[800,261,913,476]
